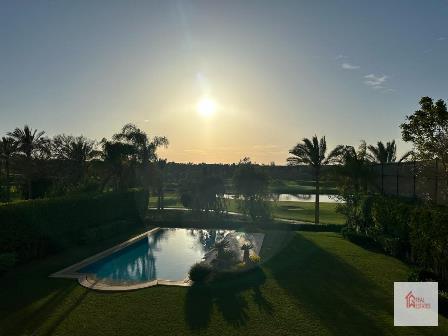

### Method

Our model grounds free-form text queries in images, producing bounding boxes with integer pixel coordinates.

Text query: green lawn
[150,193,345,225]
[270,201,345,224]
[148,193,183,208]
[1,228,447,335]
[226,199,345,225]
[269,179,338,195]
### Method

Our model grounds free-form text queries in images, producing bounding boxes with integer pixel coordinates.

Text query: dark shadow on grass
[265,233,391,336]
[185,267,270,330]
[263,233,442,336]
[42,283,94,336]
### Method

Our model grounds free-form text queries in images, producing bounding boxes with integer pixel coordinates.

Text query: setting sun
[196,97,217,117]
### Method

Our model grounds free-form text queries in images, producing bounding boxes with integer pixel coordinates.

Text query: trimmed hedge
[0,190,148,263]
[342,194,448,286]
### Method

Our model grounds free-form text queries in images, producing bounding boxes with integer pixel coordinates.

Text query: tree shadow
[184,267,271,331]
[264,233,434,336]
[42,283,94,336]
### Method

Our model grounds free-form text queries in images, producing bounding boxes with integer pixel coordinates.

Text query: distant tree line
[0,123,168,203]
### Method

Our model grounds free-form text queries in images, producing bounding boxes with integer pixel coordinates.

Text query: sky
[0,0,447,164]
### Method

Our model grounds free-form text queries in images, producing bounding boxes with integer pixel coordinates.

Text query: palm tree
[331,141,372,191]
[367,140,397,164]
[368,140,395,193]
[0,137,17,201]
[101,140,135,191]
[113,124,168,190]
[8,125,46,199]
[53,135,99,180]
[367,140,413,193]
[113,124,168,164]
[288,136,338,224]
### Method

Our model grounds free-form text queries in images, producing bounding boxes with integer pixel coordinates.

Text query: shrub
[409,205,448,283]
[341,194,448,285]
[249,254,261,264]
[0,190,148,263]
[341,226,377,248]
[189,263,212,283]
[336,194,374,232]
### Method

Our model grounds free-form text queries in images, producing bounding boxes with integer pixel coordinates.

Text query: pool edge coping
[49,227,194,290]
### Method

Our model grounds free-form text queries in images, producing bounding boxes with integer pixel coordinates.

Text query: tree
[400,97,448,199]
[155,159,167,210]
[0,137,17,201]
[367,140,413,193]
[367,140,397,164]
[101,140,135,191]
[233,158,271,221]
[400,97,448,163]
[330,141,375,231]
[52,134,99,181]
[287,136,338,224]
[179,173,226,213]
[8,125,47,199]
[112,124,168,191]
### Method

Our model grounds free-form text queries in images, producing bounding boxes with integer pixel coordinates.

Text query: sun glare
[196,97,217,117]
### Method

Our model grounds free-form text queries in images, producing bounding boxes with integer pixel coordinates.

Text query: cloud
[364,74,388,88]
[336,54,348,60]
[342,62,360,70]
[437,37,446,41]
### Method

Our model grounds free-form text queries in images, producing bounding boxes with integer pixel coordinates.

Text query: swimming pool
[52,228,264,290]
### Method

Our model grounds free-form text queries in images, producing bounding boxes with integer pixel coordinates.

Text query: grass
[226,199,345,225]
[1,228,447,335]
[270,201,345,224]
[269,179,338,195]
[148,193,183,208]
[149,192,345,225]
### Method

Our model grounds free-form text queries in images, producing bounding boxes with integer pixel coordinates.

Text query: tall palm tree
[288,136,338,224]
[8,125,46,199]
[113,124,168,190]
[0,137,18,201]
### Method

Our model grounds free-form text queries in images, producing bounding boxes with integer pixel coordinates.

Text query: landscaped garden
[2,228,447,336]
[1,97,448,335]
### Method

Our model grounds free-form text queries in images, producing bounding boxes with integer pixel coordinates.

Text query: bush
[341,194,448,285]
[0,189,148,263]
[341,226,377,248]
[189,263,212,283]
[409,205,448,284]
[336,194,374,233]
[249,254,261,264]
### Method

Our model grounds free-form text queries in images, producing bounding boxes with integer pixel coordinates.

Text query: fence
[371,159,448,205]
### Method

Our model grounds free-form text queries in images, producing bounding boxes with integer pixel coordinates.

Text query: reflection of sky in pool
[79,229,231,283]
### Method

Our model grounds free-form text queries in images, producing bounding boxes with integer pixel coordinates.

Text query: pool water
[79,228,231,283]
[223,193,343,203]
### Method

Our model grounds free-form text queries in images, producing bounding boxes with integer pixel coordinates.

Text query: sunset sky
[1,1,447,164]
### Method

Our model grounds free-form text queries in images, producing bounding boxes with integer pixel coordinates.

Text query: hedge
[342,194,448,286]
[0,190,148,263]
